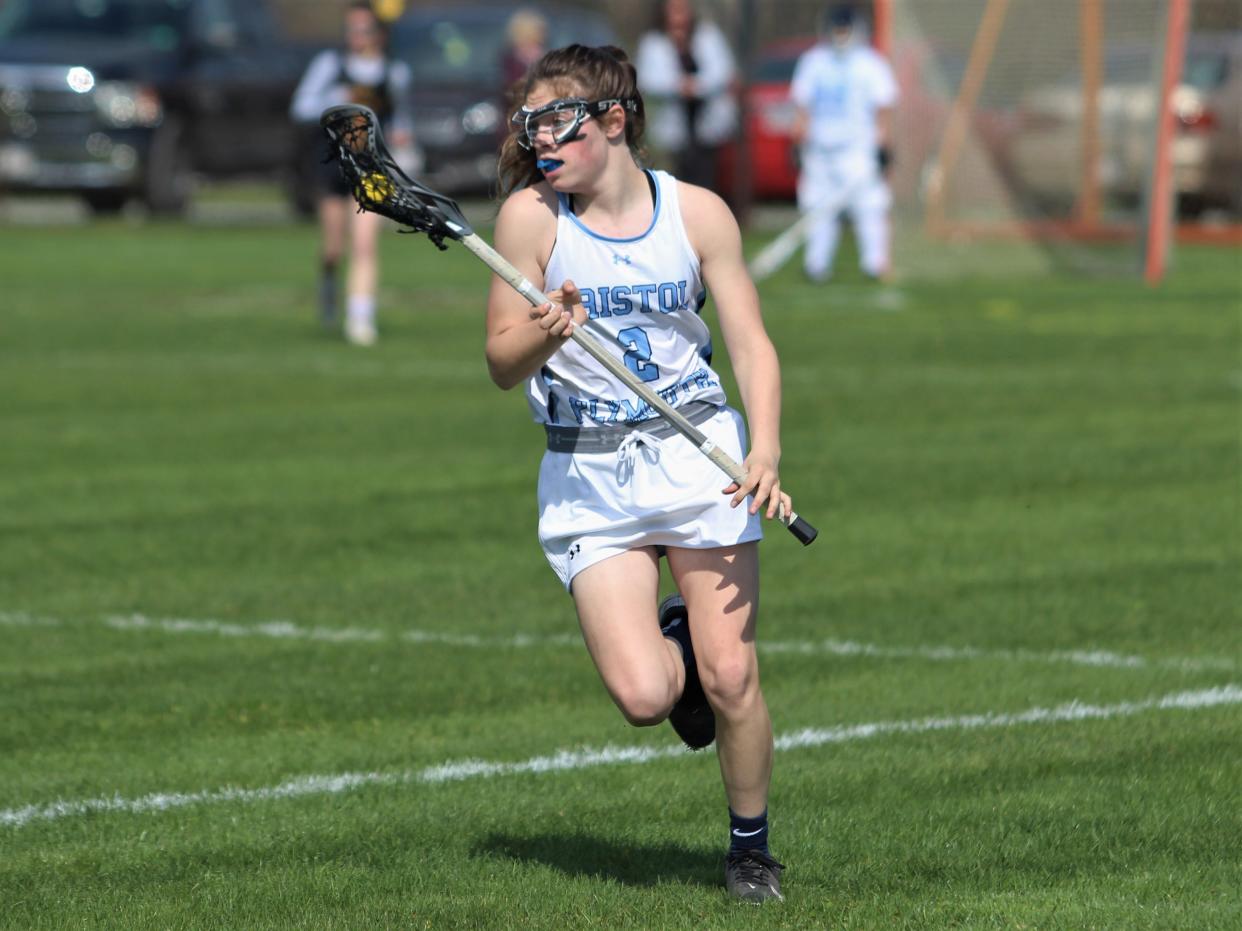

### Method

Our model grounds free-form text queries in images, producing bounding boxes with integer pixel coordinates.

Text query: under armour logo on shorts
[568,543,581,560]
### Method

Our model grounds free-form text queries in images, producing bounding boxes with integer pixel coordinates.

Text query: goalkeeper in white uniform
[485,43,793,904]
[790,3,898,282]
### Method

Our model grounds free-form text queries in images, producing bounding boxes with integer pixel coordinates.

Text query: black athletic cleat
[725,848,785,903]
[659,593,715,750]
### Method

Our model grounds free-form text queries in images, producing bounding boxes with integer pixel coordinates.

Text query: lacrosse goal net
[884,0,1189,280]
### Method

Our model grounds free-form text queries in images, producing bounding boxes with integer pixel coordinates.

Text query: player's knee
[701,656,757,716]
[612,681,675,727]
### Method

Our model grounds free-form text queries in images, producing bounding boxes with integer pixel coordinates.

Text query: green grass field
[1,216,1239,930]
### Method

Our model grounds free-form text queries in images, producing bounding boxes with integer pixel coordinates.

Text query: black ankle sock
[729,808,769,855]
[319,263,338,320]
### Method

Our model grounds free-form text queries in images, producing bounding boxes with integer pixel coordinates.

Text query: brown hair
[497,44,646,198]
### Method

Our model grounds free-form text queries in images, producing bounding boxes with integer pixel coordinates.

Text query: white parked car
[1009,32,1242,217]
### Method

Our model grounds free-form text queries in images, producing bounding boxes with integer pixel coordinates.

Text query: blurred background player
[635,0,738,191]
[789,3,897,282]
[291,1,414,345]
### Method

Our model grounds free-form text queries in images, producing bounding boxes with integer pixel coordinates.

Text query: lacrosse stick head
[319,104,474,249]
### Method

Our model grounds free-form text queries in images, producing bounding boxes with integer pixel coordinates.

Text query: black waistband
[544,401,720,453]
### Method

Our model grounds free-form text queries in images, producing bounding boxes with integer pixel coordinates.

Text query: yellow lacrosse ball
[360,172,393,204]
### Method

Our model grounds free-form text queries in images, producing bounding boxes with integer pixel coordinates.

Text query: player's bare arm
[790,106,809,147]
[877,106,894,148]
[484,185,587,390]
[680,182,791,521]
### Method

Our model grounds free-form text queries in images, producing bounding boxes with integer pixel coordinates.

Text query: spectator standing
[635,0,737,191]
[789,3,897,282]
[291,1,414,345]
[500,8,548,89]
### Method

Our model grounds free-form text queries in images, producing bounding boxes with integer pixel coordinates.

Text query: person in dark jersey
[291,1,413,344]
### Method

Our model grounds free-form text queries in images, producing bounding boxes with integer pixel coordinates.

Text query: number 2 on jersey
[616,326,660,382]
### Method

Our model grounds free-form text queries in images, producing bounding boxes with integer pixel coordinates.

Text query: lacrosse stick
[319,104,816,545]
[748,166,873,283]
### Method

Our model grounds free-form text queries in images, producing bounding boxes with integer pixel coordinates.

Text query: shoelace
[616,429,664,485]
[727,849,785,885]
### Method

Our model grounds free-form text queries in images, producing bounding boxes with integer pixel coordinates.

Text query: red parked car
[717,37,815,201]
[717,35,1014,209]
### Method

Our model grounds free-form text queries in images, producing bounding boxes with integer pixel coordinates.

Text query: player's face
[521,83,607,188]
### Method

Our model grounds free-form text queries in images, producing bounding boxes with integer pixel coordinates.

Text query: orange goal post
[879,0,1195,282]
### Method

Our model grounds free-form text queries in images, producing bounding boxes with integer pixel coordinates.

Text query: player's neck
[568,161,652,235]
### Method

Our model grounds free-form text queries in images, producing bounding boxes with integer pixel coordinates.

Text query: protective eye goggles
[511,97,639,150]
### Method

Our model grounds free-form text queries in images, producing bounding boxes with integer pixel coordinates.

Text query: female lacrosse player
[485,44,790,904]
[291,1,414,345]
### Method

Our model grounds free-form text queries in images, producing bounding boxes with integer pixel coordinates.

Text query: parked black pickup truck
[0,0,314,215]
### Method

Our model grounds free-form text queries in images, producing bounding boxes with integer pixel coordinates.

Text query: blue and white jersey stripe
[528,170,727,427]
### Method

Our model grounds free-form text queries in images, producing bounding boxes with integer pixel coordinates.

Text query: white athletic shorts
[537,406,763,591]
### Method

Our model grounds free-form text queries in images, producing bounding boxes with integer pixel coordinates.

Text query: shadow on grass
[474,832,721,888]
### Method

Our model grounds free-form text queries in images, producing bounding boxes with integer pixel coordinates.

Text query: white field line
[1,610,1234,674]
[3,684,1239,830]
[0,612,61,629]
[758,638,1240,674]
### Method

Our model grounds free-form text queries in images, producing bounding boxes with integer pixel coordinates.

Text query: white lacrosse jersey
[527,169,728,428]
[790,42,897,153]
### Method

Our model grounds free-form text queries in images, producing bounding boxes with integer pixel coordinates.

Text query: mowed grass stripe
[5,684,1238,830]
